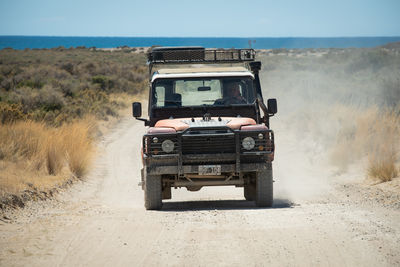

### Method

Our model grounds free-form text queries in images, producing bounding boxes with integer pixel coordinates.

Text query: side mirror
[132,102,142,118]
[267,98,277,114]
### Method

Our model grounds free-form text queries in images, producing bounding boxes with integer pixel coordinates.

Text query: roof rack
[148,46,255,65]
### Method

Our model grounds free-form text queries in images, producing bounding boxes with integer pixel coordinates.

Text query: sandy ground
[1,116,399,267]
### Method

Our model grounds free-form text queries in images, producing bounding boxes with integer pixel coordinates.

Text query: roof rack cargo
[148,46,255,65]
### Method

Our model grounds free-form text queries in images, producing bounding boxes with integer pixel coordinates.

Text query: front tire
[144,174,162,210]
[255,168,273,207]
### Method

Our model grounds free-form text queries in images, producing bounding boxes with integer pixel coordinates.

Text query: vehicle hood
[154,117,256,131]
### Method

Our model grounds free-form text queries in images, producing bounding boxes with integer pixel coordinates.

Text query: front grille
[145,128,274,157]
[182,134,235,154]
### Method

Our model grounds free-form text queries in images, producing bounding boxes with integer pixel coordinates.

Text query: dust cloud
[258,47,400,202]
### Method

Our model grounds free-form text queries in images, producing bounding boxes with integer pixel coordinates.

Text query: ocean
[1,36,400,50]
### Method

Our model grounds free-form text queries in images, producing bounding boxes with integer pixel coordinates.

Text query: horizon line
[1,35,400,39]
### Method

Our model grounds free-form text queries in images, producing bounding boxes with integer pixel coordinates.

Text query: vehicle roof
[151,66,254,82]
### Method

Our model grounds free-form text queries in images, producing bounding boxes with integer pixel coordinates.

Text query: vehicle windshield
[152,77,255,107]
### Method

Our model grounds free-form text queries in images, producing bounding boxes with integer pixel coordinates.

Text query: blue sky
[0,0,399,37]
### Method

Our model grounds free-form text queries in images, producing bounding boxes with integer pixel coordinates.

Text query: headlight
[242,137,255,150]
[161,139,174,153]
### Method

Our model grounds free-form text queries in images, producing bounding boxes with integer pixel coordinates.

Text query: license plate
[198,165,221,175]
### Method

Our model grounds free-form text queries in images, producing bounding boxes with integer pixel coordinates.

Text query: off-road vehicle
[132,47,277,210]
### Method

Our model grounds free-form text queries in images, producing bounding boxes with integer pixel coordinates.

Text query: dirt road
[1,117,399,267]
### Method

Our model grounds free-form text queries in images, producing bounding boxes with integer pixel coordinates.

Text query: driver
[215,82,246,105]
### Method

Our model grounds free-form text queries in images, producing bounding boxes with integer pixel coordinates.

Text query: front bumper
[146,161,271,175]
[144,151,273,175]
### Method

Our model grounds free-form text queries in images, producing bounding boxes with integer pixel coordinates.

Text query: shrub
[0,47,146,125]
[16,79,44,89]
[1,77,13,90]
[368,155,398,182]
[8,85,65,112]
[60,62,74,75]
[37,85,65,111]
[0,102,26,124]
[55,79,79,97]
[92,75,114,91]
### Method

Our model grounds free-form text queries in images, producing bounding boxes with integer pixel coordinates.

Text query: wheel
[144,174,162,210]
[255,168,273,207]
[244,183,255,201]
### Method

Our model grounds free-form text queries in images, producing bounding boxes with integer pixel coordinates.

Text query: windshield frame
[148,75,260,126]
[150,76,256,109]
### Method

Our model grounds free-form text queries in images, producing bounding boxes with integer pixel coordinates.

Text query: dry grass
[62,119,95,178]
[367,155,398,182]
[0,119,95,197]
[366,110,400,182]
[330,106,400,182]
[0,47,147,205]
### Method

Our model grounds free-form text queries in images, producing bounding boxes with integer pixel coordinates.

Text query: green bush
[92,75,114,91]
[37,85,65,111]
